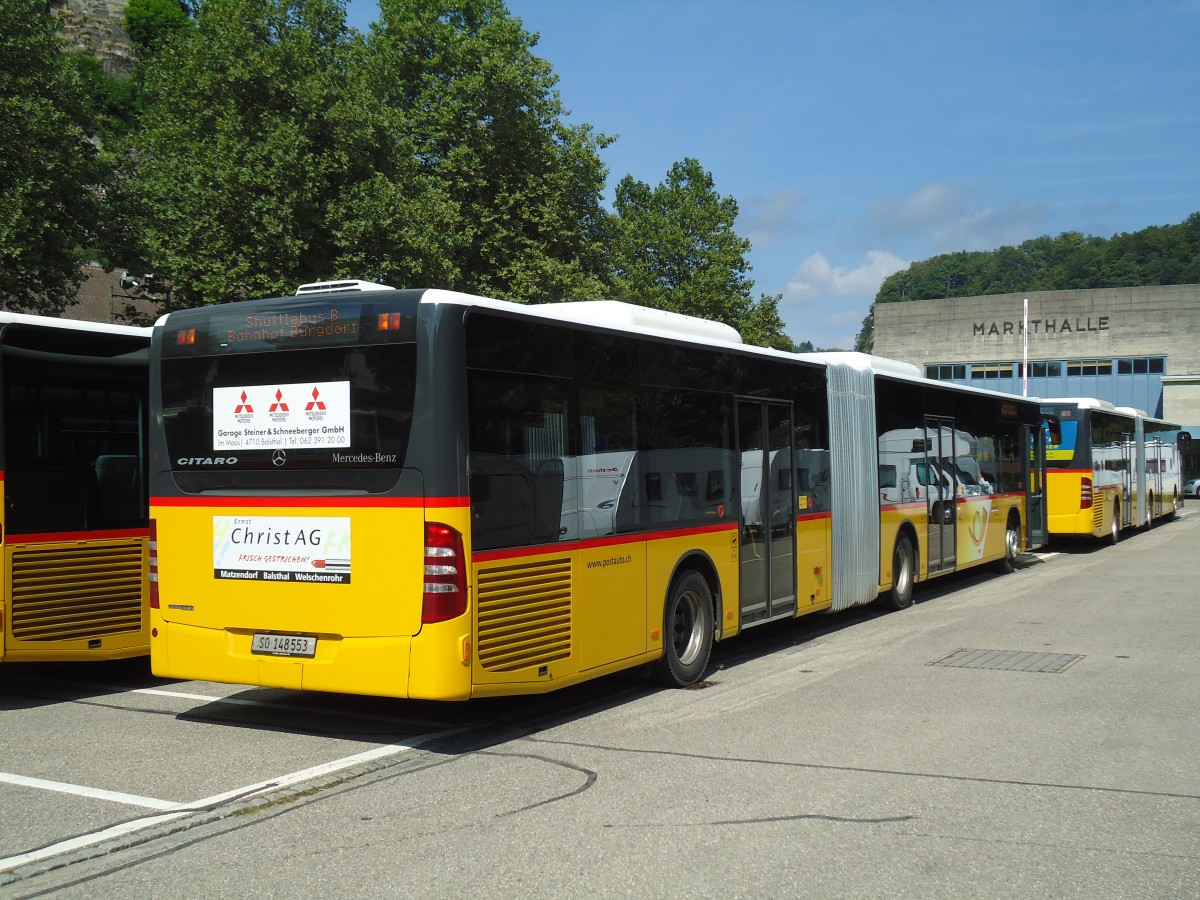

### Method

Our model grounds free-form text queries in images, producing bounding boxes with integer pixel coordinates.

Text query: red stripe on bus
[7,527,150,543]
[150,495,470,509]
[796,511,832,523]
[1048,469,1091,475]
[472,521,738,564]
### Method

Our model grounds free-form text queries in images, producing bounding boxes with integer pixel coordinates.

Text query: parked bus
[1040,398,1180,543]
[148,283,1046,700]
[1,313,151,662]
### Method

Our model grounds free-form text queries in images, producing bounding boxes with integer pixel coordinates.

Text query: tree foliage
[117,0,412,307]
[66,53,141,141]
[366,0,612,301]
[607,157,790,349]
[114,0,612,307]
[858,214,1200,349]
[0,1,100,313]
[124,0,193,52]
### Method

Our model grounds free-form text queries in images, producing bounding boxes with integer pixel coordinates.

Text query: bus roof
[0,311,151,340]
[419,289,745,347]
[1041,397,1148,418]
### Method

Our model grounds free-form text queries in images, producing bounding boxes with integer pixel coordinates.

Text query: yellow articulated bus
[1041,398,1180,543]
[1,313,151,663]
[148,283,1046,700]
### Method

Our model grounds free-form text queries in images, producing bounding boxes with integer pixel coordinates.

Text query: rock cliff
[50,0,136,76]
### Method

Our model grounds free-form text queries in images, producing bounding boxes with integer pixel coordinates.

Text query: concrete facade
[872,284,1200,430]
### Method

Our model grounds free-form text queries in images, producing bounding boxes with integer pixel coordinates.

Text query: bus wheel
[997,512,1021,573]
[882,532,915,610]
[652,571,714,687]
[1108,506,1120,545]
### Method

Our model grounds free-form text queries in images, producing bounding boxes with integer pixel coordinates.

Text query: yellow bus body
[2,532,149,663]
[878,494,1029,590]
[152,498,860,699]
[1045,469,1122,539]
[152,499,450,698]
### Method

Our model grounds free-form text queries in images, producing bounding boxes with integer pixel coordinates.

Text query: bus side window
[531,458,564,544]
[95,454,142,526]
[469,455,535,550]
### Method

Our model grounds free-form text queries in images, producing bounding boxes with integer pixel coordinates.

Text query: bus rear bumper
[152,618,423,698]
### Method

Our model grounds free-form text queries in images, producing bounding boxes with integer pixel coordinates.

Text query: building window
[1116,356,1165,375]
[970,363,1014,380]
[1029,362,1061,377]
[926,364,966,380]
[1066,359,1112,376]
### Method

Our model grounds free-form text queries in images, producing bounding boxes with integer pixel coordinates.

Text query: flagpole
[1022,297,1029,397]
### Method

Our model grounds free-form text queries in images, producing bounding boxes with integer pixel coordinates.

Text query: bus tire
[997,511,1021,573]
[1107,505,1120,545]
[882,531,915,610]
[652,571,714,687]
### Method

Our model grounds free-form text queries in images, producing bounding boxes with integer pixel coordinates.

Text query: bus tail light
[148,519,160,609]
[423,522,466,623]
[1080,479,1093,510]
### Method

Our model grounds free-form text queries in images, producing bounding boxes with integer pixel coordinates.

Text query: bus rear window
[161,343,416,492]
[1044,417,1080,468]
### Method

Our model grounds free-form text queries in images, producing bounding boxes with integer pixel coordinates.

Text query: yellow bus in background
[148,283,1046,700]
[1041,398,1180,543]
[1,313,151,662]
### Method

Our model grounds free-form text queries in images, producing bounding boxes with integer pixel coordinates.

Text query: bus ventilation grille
[10,541,145,641]
[476,557,572,672]
[1092,503,1105,531]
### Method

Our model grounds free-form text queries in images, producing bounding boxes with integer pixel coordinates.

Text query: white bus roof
[1041,397,1148,417]
[418,289,744,347]
[0,311,150,339]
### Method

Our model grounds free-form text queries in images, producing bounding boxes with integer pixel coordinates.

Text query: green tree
[66,53,140,141]
[607,157,789,349]
[115,0,437,308]
[0,1,100,313]
[124,0,193,52]
[366,0,612,301]
[114,0,613,308]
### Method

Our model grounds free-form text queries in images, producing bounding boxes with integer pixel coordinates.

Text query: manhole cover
[928,648,1084,673]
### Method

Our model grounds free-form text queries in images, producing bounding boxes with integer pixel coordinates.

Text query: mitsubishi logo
[272,449,287,467]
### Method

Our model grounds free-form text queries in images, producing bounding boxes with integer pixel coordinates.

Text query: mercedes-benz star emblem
[272,449,287,467]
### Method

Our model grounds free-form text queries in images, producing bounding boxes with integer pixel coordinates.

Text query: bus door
[1148,440,1165,517]
[1121,437,1134,527]
[737,400,796,626]
[925,416,957,574]
[1026,424,1048,549]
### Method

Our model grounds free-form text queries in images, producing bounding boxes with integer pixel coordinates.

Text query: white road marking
[0,773,178,811]
[0,736,449,873]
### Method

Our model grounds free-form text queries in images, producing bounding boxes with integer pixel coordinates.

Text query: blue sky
[344,1,1200,349]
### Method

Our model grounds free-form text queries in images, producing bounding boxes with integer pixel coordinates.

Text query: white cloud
[784,249,909,301]
[866,181,1049,253]
[738,187,808,249]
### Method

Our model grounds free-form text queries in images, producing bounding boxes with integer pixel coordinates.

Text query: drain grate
[928,648,1084,673]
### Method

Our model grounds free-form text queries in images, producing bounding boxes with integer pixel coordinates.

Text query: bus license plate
[251,633,317,658]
